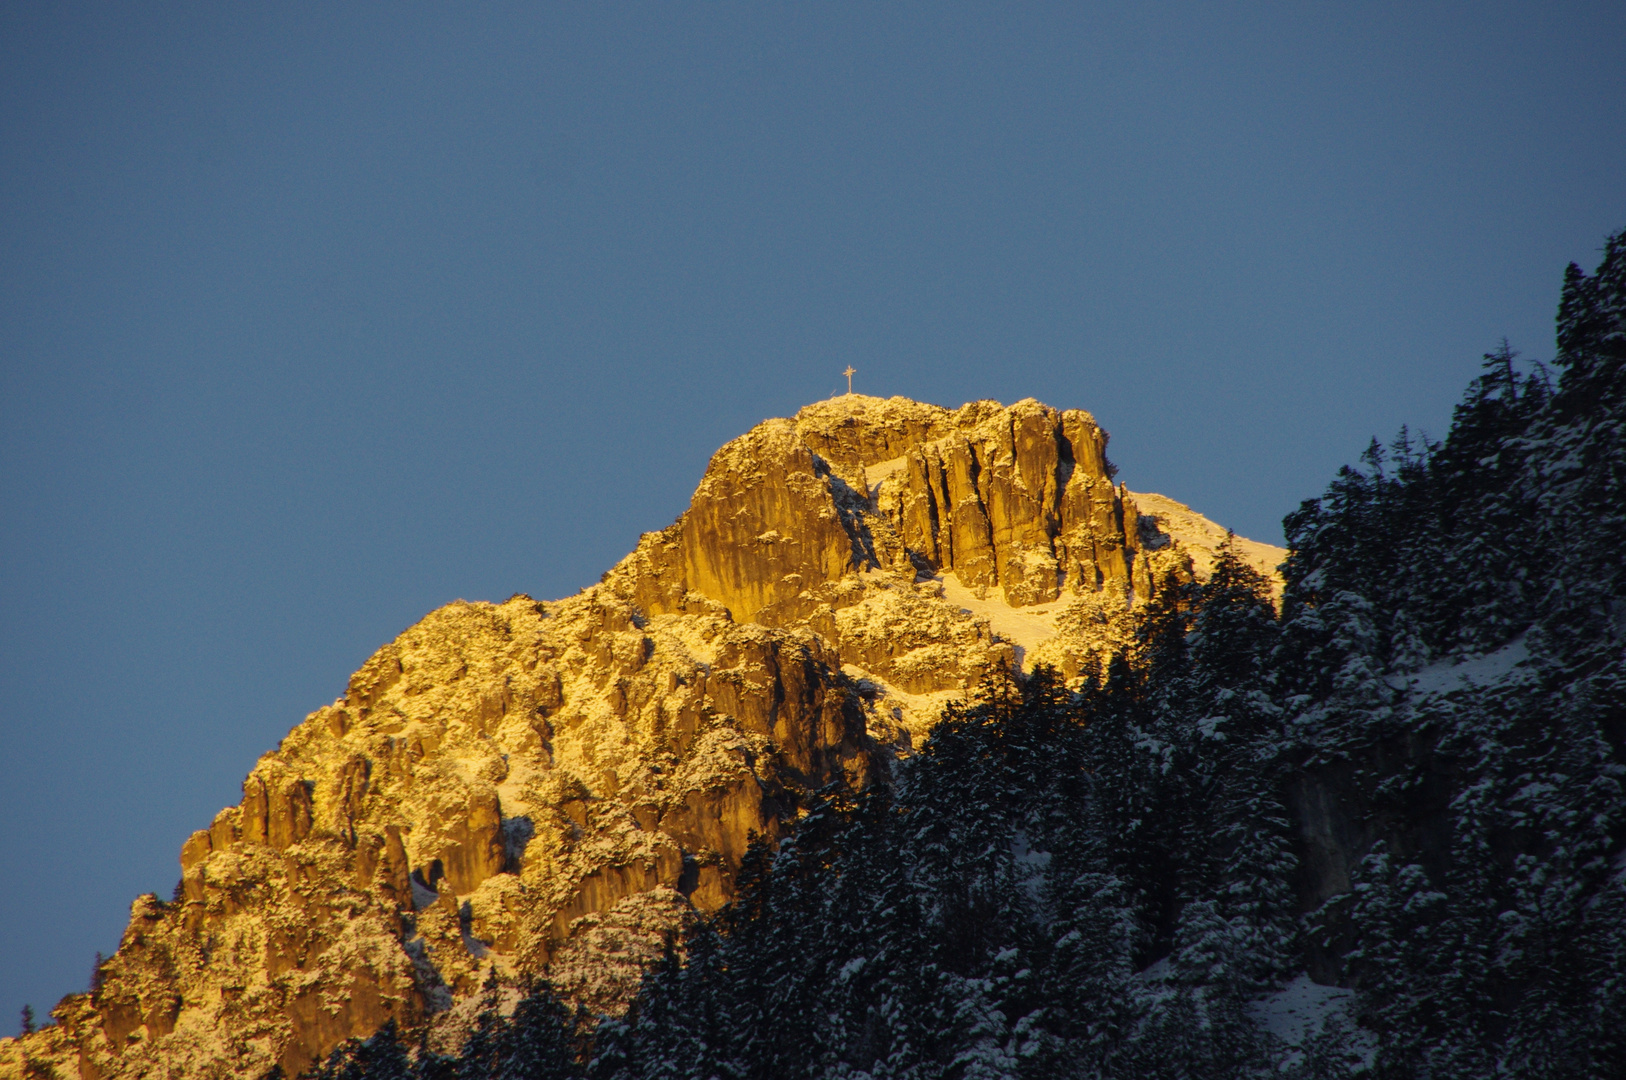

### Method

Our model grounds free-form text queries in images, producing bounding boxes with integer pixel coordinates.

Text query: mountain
[1,396,1278,1079]
[234,229,1623,1080]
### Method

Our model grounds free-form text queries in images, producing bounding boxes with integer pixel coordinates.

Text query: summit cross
[844,366,856,395]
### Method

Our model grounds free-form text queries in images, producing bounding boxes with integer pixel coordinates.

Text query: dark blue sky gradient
[2,3,1622,1016]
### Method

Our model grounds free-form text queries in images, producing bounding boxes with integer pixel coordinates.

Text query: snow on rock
[1129,490,1287,598]
[936,572,1065,658]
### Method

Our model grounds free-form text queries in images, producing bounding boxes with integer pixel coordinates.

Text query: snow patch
[1248,974,1354,1047]
[1128,490,1287,596]
[935,573,1065,657]
[1405,633,1531,697]
[863,455,910,493]
[839,661,962,746]
[460,928,490,959]
[1132,956,1171,982]
[410,874,441,911]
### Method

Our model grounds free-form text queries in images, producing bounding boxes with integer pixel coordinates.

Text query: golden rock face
[657,396,1142,619]
[1,396,1282,1079]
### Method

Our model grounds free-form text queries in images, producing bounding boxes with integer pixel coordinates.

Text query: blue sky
[2,2,1622,1019]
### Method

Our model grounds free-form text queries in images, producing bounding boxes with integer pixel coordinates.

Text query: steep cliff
[1,395,1281,1080]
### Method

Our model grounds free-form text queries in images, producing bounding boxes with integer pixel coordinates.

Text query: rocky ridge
[2,395,1282,1080]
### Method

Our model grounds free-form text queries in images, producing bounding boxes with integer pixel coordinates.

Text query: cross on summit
[844,366,856,395]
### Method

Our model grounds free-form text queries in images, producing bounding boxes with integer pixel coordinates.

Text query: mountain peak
[4,396,1280,1077]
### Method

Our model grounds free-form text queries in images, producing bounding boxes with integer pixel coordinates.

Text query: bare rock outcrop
[637,396,1157,621]
[0,395,1282,1080]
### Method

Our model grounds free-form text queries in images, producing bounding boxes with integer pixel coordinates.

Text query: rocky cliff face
[2,396,1282,1080]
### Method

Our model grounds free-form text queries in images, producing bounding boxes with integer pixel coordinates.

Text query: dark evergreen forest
[305,231,1625,1079]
